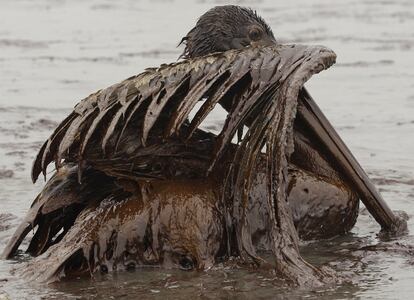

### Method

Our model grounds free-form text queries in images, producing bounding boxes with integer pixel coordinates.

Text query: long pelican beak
[296,88,407,235]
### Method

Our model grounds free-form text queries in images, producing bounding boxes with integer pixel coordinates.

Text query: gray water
[0,0,413,299]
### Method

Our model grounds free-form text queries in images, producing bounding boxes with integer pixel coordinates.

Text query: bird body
[2,5,404,286]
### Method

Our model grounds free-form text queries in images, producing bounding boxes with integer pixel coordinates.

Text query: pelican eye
[248,27,262,41]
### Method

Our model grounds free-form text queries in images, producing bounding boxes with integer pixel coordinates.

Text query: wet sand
[0,0,413,299]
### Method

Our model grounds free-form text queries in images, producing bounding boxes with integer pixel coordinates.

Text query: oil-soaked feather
[207,52,282,168]
[224,86,280,261]
[186,69,250,140]
[32,113,77,182]
[166,69,234,137]
[0,201,42,259]
[142,71,191,143]
[56,109,98,165]
[78,102,118,156]
[182,56,253,139]
[164,71,214,137]
[75,84,125,153]
[32,44,336,198]
[113,95,149,152]
[209,83,270,169]
[32,140,48,182]
[100,93,138,155]
[103,93,137,136]
[45,110,91,172]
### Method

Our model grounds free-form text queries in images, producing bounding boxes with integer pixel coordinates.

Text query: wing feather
[141,71,191,144]
[31,113,77,182]
[100,94,138,154]
[165,68,231,137]
[31,45,336,189]
[25,43,338,283]
[56,108,98,166]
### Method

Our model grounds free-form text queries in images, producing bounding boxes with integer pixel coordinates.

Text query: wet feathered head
[180,5,276,59]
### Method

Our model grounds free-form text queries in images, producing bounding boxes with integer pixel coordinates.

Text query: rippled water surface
[0,0,413,299]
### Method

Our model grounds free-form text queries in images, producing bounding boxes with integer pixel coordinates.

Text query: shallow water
[0,0,413,299]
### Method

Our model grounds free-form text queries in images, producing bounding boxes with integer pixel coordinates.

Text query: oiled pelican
[1,5,406,285]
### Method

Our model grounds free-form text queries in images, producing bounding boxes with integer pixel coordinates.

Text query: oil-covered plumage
[31,44,334,185]
[5,44,337,285]
[2,5,404,287]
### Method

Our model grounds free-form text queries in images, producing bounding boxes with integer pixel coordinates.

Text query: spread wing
[28,44,337,283]
[31,44,335,184]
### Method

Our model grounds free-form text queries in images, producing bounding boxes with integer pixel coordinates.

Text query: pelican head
[180,5,276,59]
